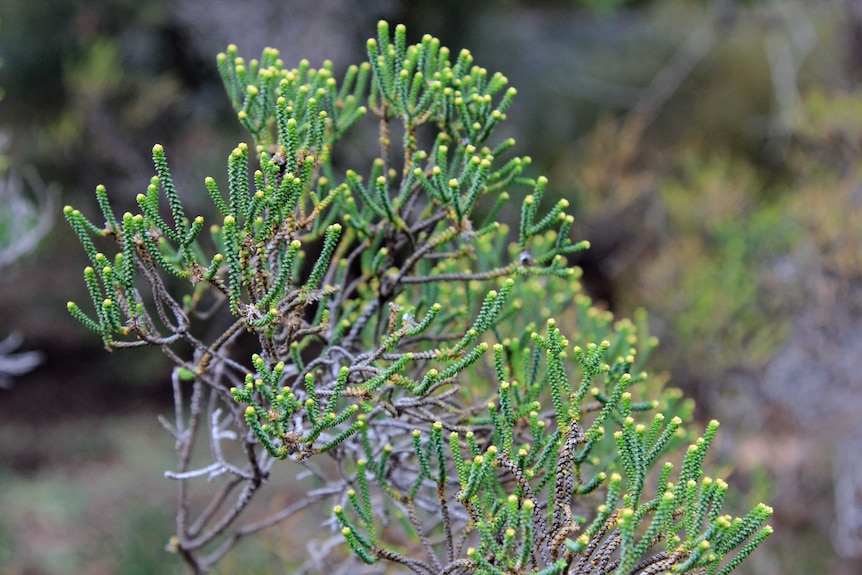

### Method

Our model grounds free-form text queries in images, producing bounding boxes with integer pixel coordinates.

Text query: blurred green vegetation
[2,0,862,574]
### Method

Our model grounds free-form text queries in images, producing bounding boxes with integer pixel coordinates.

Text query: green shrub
[64,21,771,575]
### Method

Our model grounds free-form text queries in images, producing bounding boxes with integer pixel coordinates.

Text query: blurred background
[1,0,861,573]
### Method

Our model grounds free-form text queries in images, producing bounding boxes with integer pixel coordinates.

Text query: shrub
[64,21,772,575]
[0,16,54,386]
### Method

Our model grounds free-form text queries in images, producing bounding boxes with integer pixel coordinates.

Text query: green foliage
[787,88,862,287]
[64,21,771,575]
[642,154,799,372]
